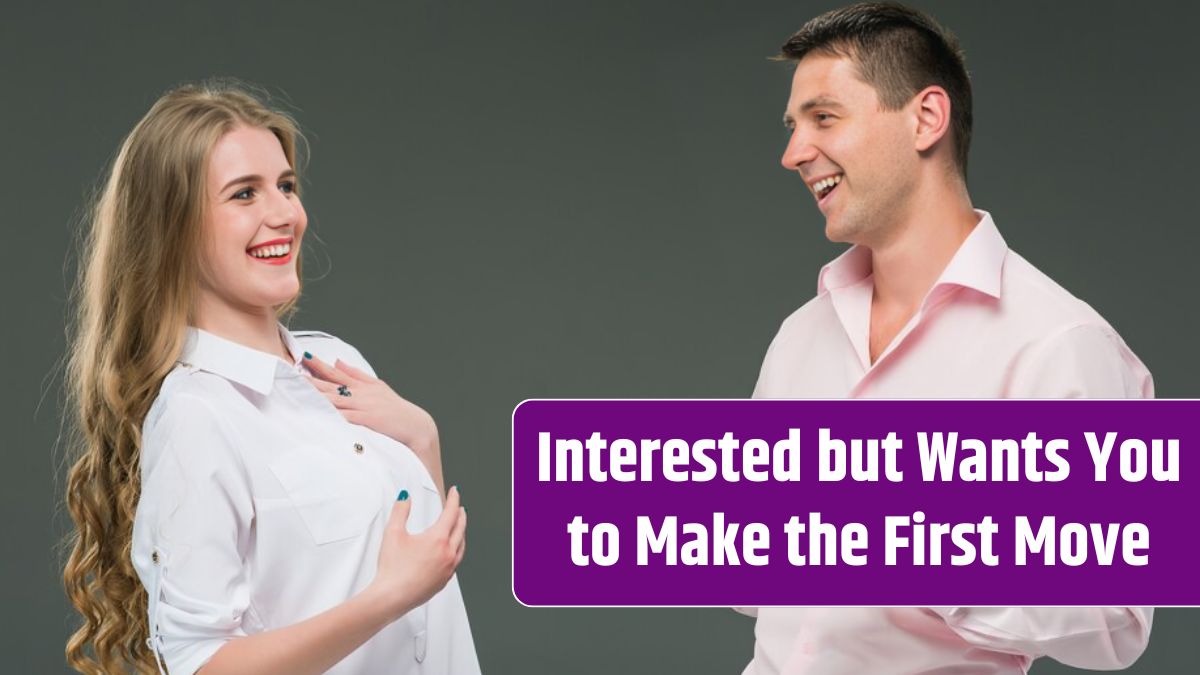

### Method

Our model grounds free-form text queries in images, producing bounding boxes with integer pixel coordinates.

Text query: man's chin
[824,219,853,245]
[823,210,870,245]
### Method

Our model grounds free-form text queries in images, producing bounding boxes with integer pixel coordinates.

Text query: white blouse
[131,324,480,675]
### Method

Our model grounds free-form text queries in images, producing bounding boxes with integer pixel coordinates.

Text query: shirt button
[353,442,364,454]
[151,551,160,565]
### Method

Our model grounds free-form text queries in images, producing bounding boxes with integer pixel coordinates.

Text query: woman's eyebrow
[220,174,262,192]
[220,169,295,192]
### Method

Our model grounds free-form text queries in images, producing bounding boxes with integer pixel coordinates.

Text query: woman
[62,81,479,675]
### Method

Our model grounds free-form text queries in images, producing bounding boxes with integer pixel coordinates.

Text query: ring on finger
[337,384,352,397]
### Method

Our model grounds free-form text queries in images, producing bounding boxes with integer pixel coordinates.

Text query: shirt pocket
[267,445,383,545]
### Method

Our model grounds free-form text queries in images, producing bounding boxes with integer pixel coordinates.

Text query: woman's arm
[411,434,446,496]
[198,488,466,675]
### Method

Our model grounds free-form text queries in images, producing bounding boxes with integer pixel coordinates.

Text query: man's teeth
[249,243,291,258]
[815,174,843,197]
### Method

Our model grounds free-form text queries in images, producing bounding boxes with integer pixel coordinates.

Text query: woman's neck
[192,303,290,362]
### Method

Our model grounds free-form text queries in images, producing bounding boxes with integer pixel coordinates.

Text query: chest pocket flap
[267,445,383,545]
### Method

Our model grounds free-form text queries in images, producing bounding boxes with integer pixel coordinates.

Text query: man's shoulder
[774,290,837,334]
[1000,250,1119,337]
[999,251,1153,397]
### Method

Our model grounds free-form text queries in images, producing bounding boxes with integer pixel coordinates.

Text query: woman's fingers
[302,352,352,385]
[334,359,377,382]
[449,506,467,557]
[386,489,414,538]
[304,375,355,410]
[433,486,461,533]
[306,375,337,392]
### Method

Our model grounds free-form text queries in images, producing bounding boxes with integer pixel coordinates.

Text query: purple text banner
[511,400,1196,606]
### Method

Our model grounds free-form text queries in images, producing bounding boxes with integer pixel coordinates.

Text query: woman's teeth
[815,174,843,198]
[249,243,291,258]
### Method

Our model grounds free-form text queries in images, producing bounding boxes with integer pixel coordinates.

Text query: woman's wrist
[407,430,440,460]
[411,415,440,456]
[413,436,446,495]
[359,579,415,626]
[406,421,442,466]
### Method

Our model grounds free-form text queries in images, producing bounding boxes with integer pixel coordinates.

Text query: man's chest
[757,303,1028,399]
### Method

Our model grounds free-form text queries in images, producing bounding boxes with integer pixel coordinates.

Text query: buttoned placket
[281,364,395,504]
[280,362,433,657]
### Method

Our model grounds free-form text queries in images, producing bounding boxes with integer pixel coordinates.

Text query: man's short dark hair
[780,2,973,178]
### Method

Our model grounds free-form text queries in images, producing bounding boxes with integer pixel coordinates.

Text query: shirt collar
[816,209,1007,300]
[180,322,303,395]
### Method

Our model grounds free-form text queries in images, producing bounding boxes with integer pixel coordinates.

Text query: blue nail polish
[397,489,409,501]
[303,351,312,360]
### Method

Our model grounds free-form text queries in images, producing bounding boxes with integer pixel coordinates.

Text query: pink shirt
[753,211,1152,400]
[744,211,1154,674]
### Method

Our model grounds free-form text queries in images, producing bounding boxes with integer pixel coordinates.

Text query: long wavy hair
[62,80,304,674]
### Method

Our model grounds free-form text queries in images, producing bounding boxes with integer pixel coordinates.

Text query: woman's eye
[233,188,255,200]
[279,180,296,194]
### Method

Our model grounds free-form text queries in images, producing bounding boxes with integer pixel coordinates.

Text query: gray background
[3,0,1196,672]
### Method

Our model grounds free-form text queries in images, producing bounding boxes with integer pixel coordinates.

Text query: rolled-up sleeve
[132,391,254,675]
[927,607,1153,669]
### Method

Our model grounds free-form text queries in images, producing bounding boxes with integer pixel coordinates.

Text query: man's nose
[780,127,818,172]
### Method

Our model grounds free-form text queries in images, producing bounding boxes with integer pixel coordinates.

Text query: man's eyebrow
[220,169,296,193]
[798,96,845,113]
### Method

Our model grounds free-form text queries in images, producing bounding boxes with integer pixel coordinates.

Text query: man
[743,3,1153,674]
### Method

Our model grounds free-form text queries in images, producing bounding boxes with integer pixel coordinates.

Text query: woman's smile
[246,237,295,265]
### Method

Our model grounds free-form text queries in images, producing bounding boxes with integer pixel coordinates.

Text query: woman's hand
[368,487,467,622]
[195,487,466,675]
[304,353,444,492]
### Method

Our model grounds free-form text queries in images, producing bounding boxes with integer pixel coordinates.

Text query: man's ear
[913,85,952,153]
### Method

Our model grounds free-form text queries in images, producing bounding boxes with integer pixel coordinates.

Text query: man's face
[781,54,917,245]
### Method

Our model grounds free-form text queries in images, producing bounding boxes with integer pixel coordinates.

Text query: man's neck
[866,181,979,314]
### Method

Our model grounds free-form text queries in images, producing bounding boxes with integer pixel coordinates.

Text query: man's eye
[233,188,255,200]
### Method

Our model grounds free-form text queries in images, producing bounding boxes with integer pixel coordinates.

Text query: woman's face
[196,125,307,321]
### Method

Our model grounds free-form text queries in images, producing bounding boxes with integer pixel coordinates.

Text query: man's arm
[1006,323,1153,399]
[968,323,1156,668]
[927,607,1153,669]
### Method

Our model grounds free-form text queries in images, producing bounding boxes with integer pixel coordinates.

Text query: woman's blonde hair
[62,80,304,674]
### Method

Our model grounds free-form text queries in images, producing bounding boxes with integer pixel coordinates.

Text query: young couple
[63,3,1152,674]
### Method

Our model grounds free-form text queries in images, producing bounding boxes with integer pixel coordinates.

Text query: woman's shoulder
[146,368,234,431]
[290,328,377,377]
[140,371,245,475]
